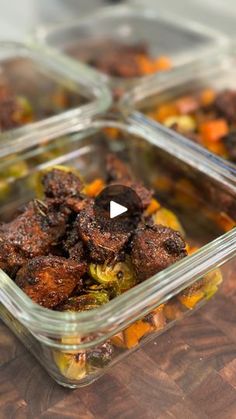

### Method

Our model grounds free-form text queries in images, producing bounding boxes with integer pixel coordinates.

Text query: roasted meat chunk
[1,200,68,258]
[78,203,130,263]
[106,154,132,182]
[15,256,86,308]
[131,225,187,281]
[42,168,83,200]
[0,239,26,276]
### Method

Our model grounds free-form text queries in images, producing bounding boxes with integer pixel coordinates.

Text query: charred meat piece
[15,256,86,308]
[0,238,26,276]
[111,179,153,210]
[42,169,83,200]
[131,225,187,282]
[1,200,68,258]
[64,229,86,262]
[215,90,236,123]
[78,203,130,263]
[106,154,132,183]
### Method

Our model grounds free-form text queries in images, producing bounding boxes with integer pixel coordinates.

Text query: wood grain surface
[1,273,236,419]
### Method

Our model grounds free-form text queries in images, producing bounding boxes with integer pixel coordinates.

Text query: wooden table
[1,274,236,419]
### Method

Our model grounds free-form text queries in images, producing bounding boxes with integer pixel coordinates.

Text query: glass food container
[0,118,236,389]
[34,5,228,96]
[122,45,236,173]
[0,41,111,157]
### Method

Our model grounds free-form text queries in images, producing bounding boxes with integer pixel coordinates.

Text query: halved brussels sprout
[153,207,185,236]
[89,258,137,295]
[58,291,110,312]
[53,350,87,380]
[87,342,113,371]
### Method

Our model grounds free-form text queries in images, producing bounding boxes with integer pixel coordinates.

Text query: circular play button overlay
[94,184,142,233]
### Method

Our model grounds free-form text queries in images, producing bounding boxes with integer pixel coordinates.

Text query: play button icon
[94,184,142,233]
[110,201,128,219]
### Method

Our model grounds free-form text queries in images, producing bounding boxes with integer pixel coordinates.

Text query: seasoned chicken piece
[106,154,132,182]
[15,256,86,308]
[42,168,83,200]
[0,238,26,276]
[78,203,130,263]
[131,225,187,282]
[1,200,68,258]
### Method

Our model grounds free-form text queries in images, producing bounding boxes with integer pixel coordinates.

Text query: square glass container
[122,45,236,173]
[0,118,236,388]
[34,5,228,95]
[0,41,111,157]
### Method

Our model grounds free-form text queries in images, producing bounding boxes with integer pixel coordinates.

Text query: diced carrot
[175,95,199,114]
[155,103,179,123]
[103,127,120,139]
[145,198,161,216]
[84,178,105,197]
[154,175,173,192]
[187,245,199,255]
[213,212,236,232]
[203,140,227,157]
[111,333,126,349]
[174,179,198,208]
[178,291,204,309]
[123,320,152,349]
[153,56,172,71]
[199,119,229,143]
[136,54,155,75]
[199,88,216,107]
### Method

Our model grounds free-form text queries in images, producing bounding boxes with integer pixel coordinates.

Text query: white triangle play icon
[110,201,128,219]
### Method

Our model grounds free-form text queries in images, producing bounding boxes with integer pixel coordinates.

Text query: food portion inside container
[0,123,235,387]
[145,87,236,162]
[67,38,172,79]
[131,54,236,164]
[38,6,225,89]
[0,56,87,133]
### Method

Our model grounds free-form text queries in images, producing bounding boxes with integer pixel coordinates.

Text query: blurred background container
[0,0,235,40]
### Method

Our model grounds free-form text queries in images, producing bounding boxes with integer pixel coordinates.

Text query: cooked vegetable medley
[0,154,223,379]
[147,88,236,161]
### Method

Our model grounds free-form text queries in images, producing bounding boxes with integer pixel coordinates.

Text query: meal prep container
[0,118,236,388]
[34,5,228,94]
[0,41,111,156]
[122,45,236,173]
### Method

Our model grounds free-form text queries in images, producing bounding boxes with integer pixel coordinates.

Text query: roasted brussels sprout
[87,342,114,371]
[53,350,87,380]
[153,207,185,236]
[89,258,137,295]
[56,291,110,312]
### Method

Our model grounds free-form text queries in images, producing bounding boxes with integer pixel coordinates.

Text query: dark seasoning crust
[0,154,187,310]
